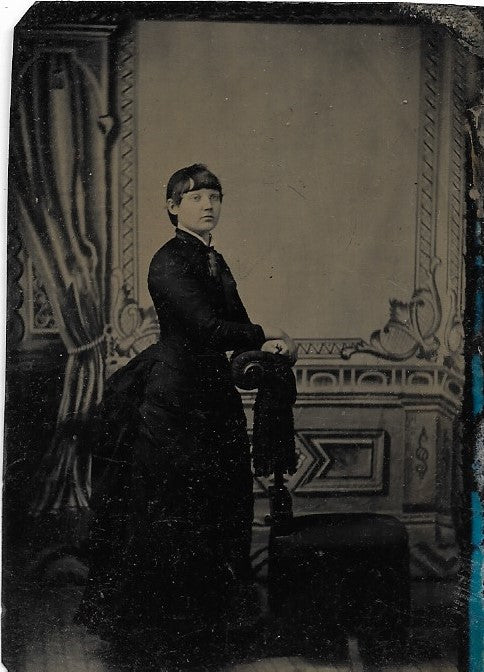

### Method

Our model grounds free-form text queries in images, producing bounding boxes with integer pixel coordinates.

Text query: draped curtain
[10,51,110,515]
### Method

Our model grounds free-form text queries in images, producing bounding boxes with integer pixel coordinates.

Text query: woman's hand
[260,326,298,363]
[261,339,288,355]
[261,337,298,364]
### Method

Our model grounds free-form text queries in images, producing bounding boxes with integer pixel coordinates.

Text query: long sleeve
[149,253,265,352]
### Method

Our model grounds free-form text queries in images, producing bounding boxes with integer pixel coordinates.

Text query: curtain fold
[10,51,110,515]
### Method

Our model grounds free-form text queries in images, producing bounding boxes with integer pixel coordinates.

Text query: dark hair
[166,164,223,226]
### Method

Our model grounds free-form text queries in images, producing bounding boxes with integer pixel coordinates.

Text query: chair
[267,474,410,647]
[230,350,410,650]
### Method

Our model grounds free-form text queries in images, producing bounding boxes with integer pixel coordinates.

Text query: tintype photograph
[3,2,484,671]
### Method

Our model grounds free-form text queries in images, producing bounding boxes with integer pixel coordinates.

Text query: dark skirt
[76,354,254,648]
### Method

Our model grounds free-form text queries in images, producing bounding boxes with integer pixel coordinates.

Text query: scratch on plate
[288,184,306,200]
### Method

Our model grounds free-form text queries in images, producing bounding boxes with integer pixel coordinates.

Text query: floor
[2,545,461,672]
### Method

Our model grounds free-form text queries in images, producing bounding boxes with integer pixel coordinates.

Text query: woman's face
[168,188,222,236]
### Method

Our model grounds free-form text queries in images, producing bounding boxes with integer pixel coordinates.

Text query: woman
[77,164,297,664]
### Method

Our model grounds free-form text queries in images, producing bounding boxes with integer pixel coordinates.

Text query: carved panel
[253,430,387,497]
[294,430,387,495]
[436,417,454,518]
[403,411,438,511]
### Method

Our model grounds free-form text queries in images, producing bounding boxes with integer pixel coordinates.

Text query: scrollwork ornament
[105,270,159,376]
[342,257,442,362]
[416,427,430,480]
[443,289,465,372]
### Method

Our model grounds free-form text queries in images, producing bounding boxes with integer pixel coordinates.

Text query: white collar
[178,225,212,247]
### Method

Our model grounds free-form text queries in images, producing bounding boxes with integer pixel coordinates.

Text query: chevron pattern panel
[253,430,387,496]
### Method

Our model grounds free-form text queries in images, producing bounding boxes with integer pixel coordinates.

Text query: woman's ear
[166,198,178,215]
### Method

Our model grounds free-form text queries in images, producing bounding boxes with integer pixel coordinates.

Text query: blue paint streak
[470,219,484,671]
[470,492,484,672]
[472,354,483,417]
[475,288,483,336]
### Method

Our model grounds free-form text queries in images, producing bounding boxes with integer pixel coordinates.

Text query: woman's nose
[201,196,213,209]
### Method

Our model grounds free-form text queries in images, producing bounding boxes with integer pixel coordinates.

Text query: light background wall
[136,22,421,338]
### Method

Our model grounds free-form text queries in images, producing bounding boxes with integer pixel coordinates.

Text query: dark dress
[77,228,265,650]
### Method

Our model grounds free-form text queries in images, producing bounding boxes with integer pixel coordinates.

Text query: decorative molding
[245,360,464,410]
[102,325,464,406]
[17,5,430,32]
[442,42,466,374]
[117,28,137,301]
[296,338,366,359]
[340,257,442,363]
[447,43,466,300]
[415,32,441,287]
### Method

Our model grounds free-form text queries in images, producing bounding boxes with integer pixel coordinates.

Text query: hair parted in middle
[166,164,223,226]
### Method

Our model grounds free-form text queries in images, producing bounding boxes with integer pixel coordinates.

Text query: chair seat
[272,513,408,550]
[268,512,410,643]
